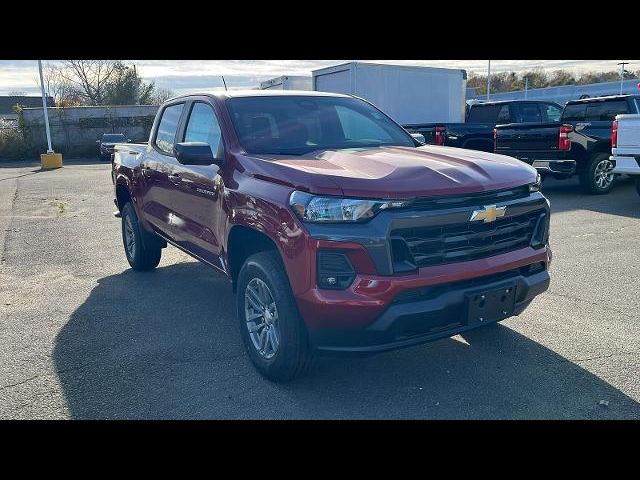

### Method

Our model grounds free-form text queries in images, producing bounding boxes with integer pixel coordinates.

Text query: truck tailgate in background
[494,122,560,155]
[615,114,640,150]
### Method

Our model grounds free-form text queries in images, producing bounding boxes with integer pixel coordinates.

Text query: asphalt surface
[0,158,639,419]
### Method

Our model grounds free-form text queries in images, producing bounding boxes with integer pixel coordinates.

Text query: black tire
[636,177,640,197]
[579,153,615,195]
[236,251,314,382]
[121,202,162,271]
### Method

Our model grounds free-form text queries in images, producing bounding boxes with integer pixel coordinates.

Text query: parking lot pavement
[0,158,639,419]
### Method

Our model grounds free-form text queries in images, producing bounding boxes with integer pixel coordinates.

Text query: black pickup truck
[404,100,564,152]
[495,95,640,194]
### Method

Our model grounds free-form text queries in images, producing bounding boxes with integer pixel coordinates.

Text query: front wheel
[579,153,615,195]
[121,202,162,271]
[236,251,314,382]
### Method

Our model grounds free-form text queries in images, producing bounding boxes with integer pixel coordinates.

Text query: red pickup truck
[112,90,551,381]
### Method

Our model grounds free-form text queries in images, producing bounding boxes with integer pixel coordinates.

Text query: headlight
[289,191,408,223]
[529,173,542,193]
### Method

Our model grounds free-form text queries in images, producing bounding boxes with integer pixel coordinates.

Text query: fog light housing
[317,251,355,290]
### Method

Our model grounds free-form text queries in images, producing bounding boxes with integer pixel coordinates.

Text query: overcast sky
[1,60,636,96]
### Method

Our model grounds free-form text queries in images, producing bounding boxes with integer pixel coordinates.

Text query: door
[167,100,225,265]
[140,102,186,241]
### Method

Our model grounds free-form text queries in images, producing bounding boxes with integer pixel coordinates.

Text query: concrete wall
[21,105,158,155]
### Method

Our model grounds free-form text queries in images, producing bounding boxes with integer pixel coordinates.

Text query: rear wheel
[236,251,314,382]
[579,153,615,194]
[121,202,162,271]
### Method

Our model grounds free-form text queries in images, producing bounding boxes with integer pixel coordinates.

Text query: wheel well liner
[115,183,132,211]
[227,225,279,292]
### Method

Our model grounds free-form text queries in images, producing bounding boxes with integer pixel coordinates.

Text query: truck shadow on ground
[53,261,640,419]
[542,176,639,218]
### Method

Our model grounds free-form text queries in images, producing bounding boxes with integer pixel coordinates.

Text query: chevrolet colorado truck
[403,100,563,152]
[111,91,551,381]
[611,113,640,196]
[495,95,640,194]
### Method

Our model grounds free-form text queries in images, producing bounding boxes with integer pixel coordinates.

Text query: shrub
[0,128,35,160]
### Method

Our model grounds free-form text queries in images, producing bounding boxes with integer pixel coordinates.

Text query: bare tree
[34,63,83,107]
[149,87,175,105]
[58,60,120,105]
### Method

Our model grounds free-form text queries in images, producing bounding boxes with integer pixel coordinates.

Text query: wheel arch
[227,225,281,293]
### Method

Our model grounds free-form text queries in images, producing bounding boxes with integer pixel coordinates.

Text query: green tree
[103,63,155,105]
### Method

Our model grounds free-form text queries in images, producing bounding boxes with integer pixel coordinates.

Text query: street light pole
[37,60,53,154]
[487,60,491,100]
[618,62,629,95]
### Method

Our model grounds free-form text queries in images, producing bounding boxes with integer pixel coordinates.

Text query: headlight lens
[529,173,542,192]
[289,191,408,223]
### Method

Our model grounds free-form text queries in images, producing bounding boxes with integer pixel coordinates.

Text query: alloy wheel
[594,158,614,189]
[244,278,280,359]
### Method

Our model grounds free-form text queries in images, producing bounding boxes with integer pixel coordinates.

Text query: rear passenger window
[585,100,629,121]
[543,104,563,122]
[562,104,586,121]
[155,103,185,154]
[496,105,511,123]
[184,102,223,157]
[467,105,500,123]
[515,104,542,123]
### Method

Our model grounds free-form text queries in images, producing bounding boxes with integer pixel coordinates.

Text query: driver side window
[184,102,223,157]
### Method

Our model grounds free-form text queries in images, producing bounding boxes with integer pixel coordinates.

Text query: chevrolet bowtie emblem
[469,205,506,223]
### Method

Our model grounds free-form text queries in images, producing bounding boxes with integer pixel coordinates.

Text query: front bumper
[611,155,640,175]
[307,260,550,355]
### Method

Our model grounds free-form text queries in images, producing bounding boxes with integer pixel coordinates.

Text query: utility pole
[37,60,62,169]
[618,62,629,95]
[38,60,53,154]
[487,60,491,100]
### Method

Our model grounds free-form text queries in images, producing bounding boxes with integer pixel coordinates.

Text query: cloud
[1,60,637,96]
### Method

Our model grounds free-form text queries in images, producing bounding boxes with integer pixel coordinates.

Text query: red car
[112,91,551,381]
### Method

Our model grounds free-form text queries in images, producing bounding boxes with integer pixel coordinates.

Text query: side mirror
[410,133,426,144]
[174,142,221,166]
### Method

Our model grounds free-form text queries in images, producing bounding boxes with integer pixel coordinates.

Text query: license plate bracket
[467,284,516,326]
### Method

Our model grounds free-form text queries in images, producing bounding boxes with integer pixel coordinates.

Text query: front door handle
[168,173,182,184]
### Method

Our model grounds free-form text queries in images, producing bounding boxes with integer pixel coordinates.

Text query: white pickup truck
[611,114,640,195]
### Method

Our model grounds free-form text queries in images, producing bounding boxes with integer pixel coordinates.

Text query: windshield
[102,134,125,142]
[227,96,415,155]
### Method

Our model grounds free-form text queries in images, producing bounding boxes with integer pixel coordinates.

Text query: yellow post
[40,152,63,169]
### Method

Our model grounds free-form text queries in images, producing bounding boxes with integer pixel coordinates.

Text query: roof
[167,89,351,102]
[469,99,561,106]
[0,95,54,114]
[566,94,640,105]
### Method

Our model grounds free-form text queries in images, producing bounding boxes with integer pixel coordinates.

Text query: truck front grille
[391,209,544,269]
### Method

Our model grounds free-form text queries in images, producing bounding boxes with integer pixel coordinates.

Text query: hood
[246,145,537,199]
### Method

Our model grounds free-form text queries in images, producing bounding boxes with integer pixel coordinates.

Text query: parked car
[494,95,640,194]
[403,100,564,153]
[97,133,129,161]
[111,91,551,381]
[611,113,640,196]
